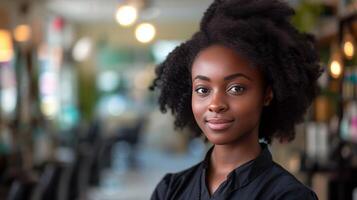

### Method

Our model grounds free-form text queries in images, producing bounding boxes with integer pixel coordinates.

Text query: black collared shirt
[151,144,318,200]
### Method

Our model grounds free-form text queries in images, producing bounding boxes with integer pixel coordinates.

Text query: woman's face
[191,45,272,145]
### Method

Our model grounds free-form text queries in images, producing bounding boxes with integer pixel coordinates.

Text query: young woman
[150,0,322,199]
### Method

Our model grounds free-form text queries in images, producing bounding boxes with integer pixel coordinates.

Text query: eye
[228,85,246,95]
[194,87,210,96]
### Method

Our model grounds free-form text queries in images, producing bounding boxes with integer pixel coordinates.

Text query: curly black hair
[150,0,323,144]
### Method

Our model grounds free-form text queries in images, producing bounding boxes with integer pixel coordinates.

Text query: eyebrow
[193,73,252,82]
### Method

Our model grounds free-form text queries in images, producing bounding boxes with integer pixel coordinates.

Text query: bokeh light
[115,5,138,27]
[135,23,156,43]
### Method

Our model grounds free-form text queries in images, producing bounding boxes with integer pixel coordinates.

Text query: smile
[205,118,234,131]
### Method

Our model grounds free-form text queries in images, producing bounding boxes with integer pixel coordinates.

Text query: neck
[210,132,262,174]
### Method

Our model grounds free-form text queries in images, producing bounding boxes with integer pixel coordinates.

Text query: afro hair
[150,0,323,144]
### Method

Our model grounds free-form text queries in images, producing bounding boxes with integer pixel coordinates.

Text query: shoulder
[150,163,202,200]
[266,162,318,200]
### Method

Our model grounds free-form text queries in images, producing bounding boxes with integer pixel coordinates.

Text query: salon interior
[0,0,357,199]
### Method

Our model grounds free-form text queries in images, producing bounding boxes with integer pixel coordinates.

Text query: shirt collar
[201,143,273,191]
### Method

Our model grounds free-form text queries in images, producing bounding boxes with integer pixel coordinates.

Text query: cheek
[191,96,206,121]
[232,96,264,122]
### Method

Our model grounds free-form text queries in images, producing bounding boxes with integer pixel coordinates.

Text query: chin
[205,131,238,145]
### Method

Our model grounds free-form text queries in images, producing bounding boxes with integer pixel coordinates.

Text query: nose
[208,92,228,113]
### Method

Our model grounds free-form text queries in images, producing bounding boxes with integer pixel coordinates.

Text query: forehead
[191,45,263,81]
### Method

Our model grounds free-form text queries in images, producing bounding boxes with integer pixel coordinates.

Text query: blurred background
[0,0,356,199]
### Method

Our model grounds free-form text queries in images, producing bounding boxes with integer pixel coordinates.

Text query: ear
[264,86,273,106]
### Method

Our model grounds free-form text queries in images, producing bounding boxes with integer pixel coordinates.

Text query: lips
[205,118,234,131]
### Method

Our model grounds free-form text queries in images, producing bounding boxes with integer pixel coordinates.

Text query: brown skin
[191,44,273,196]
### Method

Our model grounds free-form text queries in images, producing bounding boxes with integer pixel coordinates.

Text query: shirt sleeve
[150,173,173,200]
